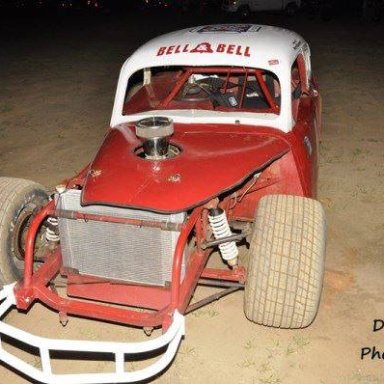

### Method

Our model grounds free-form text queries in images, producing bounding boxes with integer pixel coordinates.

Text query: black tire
[238,5,250,19]
[0,177,48,285]
[244,194,326,329]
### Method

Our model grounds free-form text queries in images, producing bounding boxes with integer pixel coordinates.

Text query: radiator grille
[56,189,186,286]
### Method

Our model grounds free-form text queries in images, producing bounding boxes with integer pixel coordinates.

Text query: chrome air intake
[56,189,186,286]
[135,117,174,160]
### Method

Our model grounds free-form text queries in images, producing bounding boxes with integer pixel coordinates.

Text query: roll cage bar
[159,66,280,114]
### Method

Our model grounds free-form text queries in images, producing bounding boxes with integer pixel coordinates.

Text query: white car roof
[128,24,306,69]
[111,24,311,132]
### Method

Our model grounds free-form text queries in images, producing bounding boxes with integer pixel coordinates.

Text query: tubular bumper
[0,284,185,384]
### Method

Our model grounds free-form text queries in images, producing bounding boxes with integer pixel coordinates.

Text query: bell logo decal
[190,42,214,54]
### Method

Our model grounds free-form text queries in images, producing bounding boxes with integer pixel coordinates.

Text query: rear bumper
[0,283,185,384]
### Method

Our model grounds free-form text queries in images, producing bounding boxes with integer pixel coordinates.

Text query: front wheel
[244,194,326,328]
[0,177,48,285]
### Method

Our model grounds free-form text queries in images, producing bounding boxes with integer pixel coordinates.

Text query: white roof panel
[126,24,306,70]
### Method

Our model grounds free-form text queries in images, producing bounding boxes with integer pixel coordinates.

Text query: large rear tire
[0,177,48,285]
[244,194,326,328]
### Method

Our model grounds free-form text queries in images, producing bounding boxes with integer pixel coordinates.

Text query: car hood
[81,123,290,213]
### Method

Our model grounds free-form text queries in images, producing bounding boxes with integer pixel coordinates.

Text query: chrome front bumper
[0,284,185,384]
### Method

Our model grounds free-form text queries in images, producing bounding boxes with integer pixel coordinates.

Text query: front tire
[0,177,48,285]
[244,194,326,328]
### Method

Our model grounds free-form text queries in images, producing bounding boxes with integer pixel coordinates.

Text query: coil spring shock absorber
[208,208,239,266]
[45,217,60,245]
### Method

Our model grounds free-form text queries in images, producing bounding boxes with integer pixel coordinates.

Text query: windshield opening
[123,66,281,116]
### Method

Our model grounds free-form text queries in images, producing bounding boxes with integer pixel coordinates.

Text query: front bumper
[0,283,185,384]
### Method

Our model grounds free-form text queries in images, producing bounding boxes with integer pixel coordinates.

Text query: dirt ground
[0,9,384,384]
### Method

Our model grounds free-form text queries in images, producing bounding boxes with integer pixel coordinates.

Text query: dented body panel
[81,124,290,212]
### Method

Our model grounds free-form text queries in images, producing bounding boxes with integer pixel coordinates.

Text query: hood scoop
[135,117,180,160]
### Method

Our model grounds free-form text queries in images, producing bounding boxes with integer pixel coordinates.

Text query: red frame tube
[67,279,171,310]
[159,66,279,114]
[255,69,279,113]
[239,69,249,108]
[170,207,202,309]
[201,267,246,283]
[223,68,231,93]
[23,200,55,289]
[160,69,192,107]
[55,209,182,231]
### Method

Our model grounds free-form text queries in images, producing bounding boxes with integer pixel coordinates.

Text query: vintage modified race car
[0,24,325,383]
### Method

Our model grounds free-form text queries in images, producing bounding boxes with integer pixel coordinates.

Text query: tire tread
[244,194,326,328]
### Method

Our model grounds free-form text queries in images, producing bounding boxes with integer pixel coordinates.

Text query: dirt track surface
[1,10,384,384]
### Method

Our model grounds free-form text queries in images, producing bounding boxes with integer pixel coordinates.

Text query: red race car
[0,24,325,384]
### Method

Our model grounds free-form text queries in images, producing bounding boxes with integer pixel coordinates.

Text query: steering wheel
[177,83,211,102]
[178,79,238,108]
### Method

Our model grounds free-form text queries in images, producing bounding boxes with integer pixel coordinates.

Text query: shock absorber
[45,217,60,244]
[208,208,239,267]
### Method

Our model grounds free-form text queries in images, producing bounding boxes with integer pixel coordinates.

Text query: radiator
[56,189,186,286]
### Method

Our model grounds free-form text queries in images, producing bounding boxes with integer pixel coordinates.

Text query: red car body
[16,73,321,326]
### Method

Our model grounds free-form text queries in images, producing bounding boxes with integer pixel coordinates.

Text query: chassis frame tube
[6,200,243,383]
[23,200,55,289]
[0,284,185,384]
[54,209,183,231]
[18,201,205,328]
